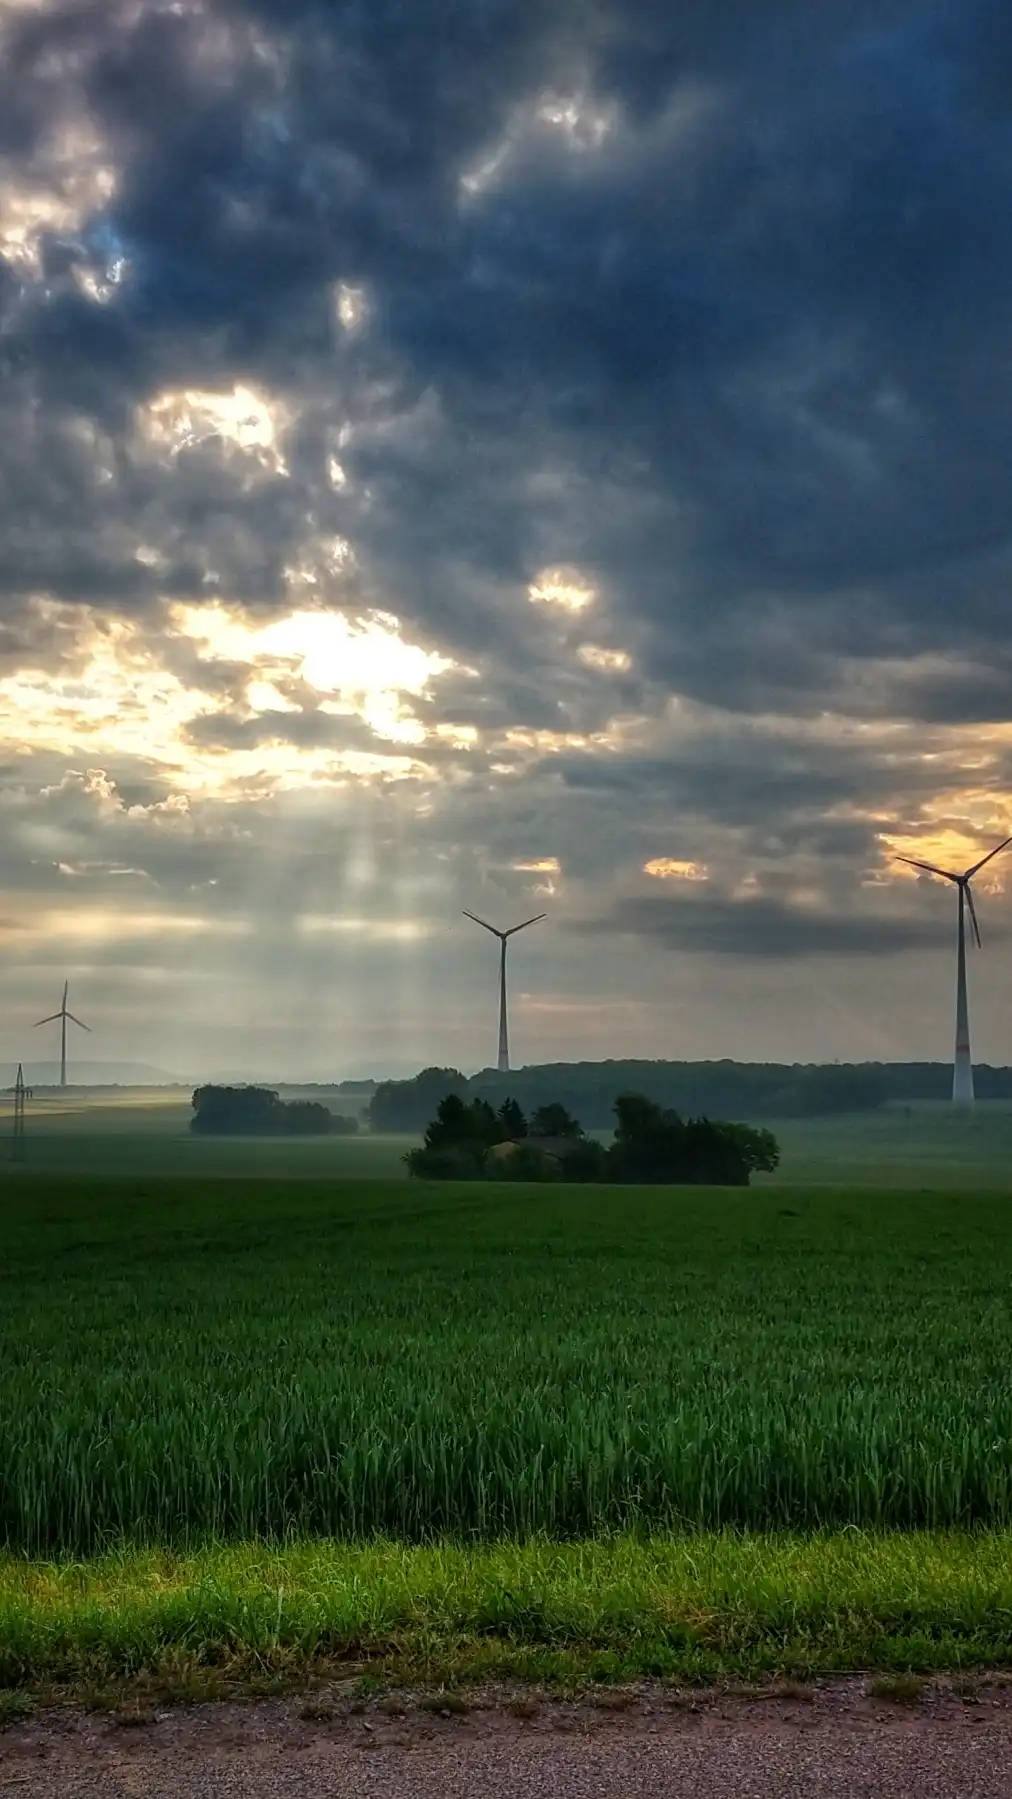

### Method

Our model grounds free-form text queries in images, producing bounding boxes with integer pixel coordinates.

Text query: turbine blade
[965,883,983,948]
[462,910,503,938]
[896,856,959,882]
[62,980,68,1004]
[34,1014,61,1026]
[66,1014,91,1031]
[504,913,548,936]
[965,835,1012,879]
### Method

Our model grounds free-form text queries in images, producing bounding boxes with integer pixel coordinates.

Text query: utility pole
[6,1063,32,1163]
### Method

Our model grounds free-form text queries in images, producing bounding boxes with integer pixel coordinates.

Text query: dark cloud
[579,887,956,959]
[546,726,953,842]
[2,0,1012,1069]
[182,706,386,754]
[1,0,1011,698]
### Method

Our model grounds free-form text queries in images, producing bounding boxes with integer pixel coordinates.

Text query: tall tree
[530,1101,584,1139]
[497,1097,528,1138]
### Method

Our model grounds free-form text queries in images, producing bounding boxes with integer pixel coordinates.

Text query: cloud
[644,859,709,882]
[580,887,958,959]
[1,0,1012,1070]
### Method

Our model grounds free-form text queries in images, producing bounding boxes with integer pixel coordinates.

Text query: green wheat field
[1,1141,1012,1701]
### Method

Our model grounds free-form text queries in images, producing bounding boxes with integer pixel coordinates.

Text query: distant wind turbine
[34,981,91,1089]
[463,910,546,1073]
[896,835,1012,1105]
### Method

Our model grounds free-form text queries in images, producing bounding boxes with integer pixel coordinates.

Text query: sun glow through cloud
[334,283,369,331]
[513,856,561,894]
[0,600,460,795]
[578,644,632,672]
[173,603,453,744]
[882,827,1012,893]
[528,567,596,612]
[0,121,118,276]
[644,858,709,882]
[142,385,291,473]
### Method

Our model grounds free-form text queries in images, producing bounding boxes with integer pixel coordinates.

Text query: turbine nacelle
[896,835,1012,950]
[461,910,547,942]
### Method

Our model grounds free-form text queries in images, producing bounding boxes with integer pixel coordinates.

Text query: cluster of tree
[404,1092,779,1186]
[190,1085,359,1136]
[369,1060,888,1132]
[369,1067,470,1133]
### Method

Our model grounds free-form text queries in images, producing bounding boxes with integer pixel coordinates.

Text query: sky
[2,0,1012,1081]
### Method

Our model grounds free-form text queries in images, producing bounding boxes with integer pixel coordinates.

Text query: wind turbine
[896,835,1012,1105]
[463,910,546,1073]
[34,981,91,1089]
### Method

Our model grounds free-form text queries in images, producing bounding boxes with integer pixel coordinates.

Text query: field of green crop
[2,1174,1012,1556]
[2,1169,1012,1699]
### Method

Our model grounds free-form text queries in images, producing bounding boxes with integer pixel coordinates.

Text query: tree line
[406,1092,779,1186]
[191,1086,359,1136]
[368,1059,894,1133]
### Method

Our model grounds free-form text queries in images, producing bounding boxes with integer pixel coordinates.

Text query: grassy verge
[2,1529,1012,1708]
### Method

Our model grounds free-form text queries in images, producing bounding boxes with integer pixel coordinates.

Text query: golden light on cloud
[14,905,251,950]
[0,610,209,765]
[434,722,479,748]
[513,856,561,894]
[503,727,592,752]
[173,602,452,745]
[528,566,596,613]
[284,539,355,594]
[0,122,117,277]
[499,709,645,760]
[883,826,1011,894]
[142,384,290,473]
[245,679,300,714]
[0,599,461,800]
[644,858,709,882]
[577,643,632,673]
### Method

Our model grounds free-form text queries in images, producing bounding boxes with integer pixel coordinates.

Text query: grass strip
[1,1528,1012,1704]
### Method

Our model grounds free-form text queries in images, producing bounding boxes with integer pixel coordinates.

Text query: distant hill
[0,1060,184,1088]
[200,1073,377,1093]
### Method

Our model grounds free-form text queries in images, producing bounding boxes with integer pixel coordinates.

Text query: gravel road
[4,1675,1012,1798]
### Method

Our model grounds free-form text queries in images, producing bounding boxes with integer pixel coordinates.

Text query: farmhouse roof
[488,1133,585,1162]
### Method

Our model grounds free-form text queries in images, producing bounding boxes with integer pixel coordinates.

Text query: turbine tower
[34,981,91,1089]
[896,835,1012,1105]
[463,910,546,1073]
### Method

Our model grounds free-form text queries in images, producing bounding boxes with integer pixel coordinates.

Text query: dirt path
[4,1675,1012,1798]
